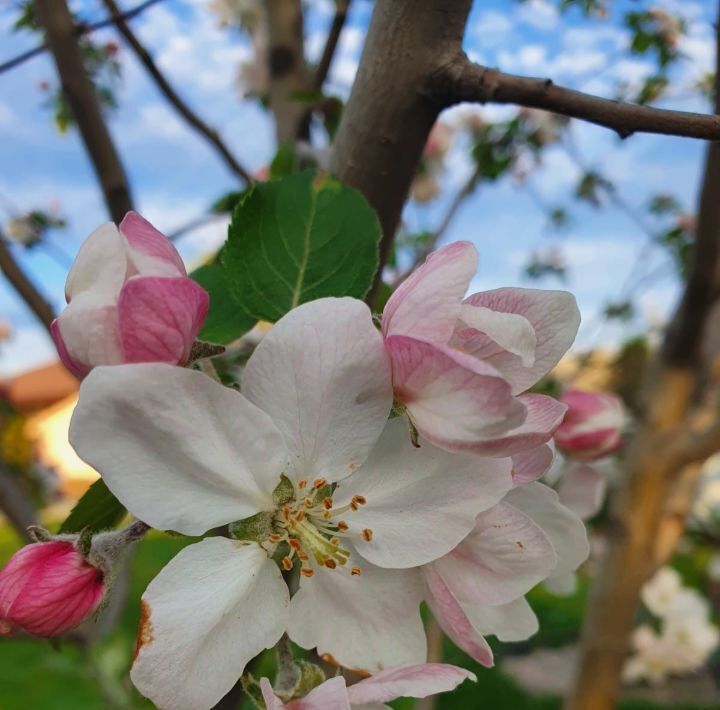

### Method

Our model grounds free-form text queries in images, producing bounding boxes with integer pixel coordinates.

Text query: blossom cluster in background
[623,567,719,686]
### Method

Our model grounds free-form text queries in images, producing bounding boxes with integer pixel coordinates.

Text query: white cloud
[516,0,560,31]
[469,10,513,43]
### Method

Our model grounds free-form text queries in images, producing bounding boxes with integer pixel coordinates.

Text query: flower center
[268,478,371,578]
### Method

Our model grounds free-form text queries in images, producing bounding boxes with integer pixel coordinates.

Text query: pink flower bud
[555,389,624,461]
[0,541,105,637]
[51,211,209,378]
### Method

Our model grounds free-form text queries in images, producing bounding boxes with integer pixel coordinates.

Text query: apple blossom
[0,540,105,637]
[382,241,580,455]
[70,298,514,710]
[260,663,476,709]
[554,389,624,461]
[422,482,589,666]
[51,211,209,378]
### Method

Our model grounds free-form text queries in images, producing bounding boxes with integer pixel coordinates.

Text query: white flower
[640,567,683,618]
[70,298,513,709]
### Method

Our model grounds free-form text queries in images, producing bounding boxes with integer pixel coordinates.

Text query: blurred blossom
[625,566,719,685]
[555,389,624,461]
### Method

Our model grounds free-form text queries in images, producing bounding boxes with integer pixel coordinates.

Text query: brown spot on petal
[133,600,154,662]
[515,540,524,549]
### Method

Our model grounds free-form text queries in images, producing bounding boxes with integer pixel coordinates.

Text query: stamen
[312,478,327,490]
[281,557,294,571]
[324,559,337,569]
[351,566,361,576]
[298,480,308,489]
[301,568,314,577]
[337,521,349,531]
[353,495,367,505]
[362,528,373,542]
[323,497,333,509]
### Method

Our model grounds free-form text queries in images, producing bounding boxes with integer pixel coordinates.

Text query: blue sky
[0,0,715,376]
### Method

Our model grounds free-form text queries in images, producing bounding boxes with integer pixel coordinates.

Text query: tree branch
[0,233,55,333]
[35,0,133,224]
[0,461,38,544]
[100,0,254,185]
[433,57,720,141]
[313,0,350,90]
[0,0,163,75]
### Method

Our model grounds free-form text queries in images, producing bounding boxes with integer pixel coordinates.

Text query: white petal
[54,292,123,369]
[506,482,589,584]
[557,462,607,520]
[430,503,556,606]
[131,540,289,710]
[70,364,286,535]
[462,596,538,642]
[65,222,127,301]
[459,304,537,367]
[242,298,392,484]
[287,555,425,674]
[337,418,512,568]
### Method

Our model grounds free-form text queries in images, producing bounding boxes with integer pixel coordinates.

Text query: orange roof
[1,361,78,413]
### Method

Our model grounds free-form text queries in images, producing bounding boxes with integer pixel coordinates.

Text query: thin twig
[435,57,720,141]
[0,0,164,75]
[100,0,254,185]
[313,0,350,90]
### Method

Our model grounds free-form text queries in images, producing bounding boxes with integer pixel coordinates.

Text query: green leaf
[211,190,248,214]
[223,171,381,322]
[190,261,256,343]
[269,143,296,179]
[59,479,126,534]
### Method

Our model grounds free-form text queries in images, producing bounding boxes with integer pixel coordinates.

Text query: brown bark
[100,0,254,185]
[35,0,133,223]
[329,0,473,298]
[266,0,310,144]
[0,234,55,333]
[569,7,720,707]
[313,0,350,90]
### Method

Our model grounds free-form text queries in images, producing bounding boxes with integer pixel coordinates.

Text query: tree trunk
[569,7,720,706]
[35,0,133,223]
[328,0,473,297]
[266,0,309,144]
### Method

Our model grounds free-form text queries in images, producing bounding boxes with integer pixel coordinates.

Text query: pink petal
[512,442,555,487]
[456,288,580,394]
[260,678,288,710]
[0,541,105,637]
[119,211,187,276]
[51,319,89,379]
[422,565,494,668]
[387,335,525,452]
[557,462,607,520]
[456,394,567,457]
[288,677,351,709]
[347,664,475,705]
[117,276,209,366]
[382,242,477,343]
[431,503,556,606]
